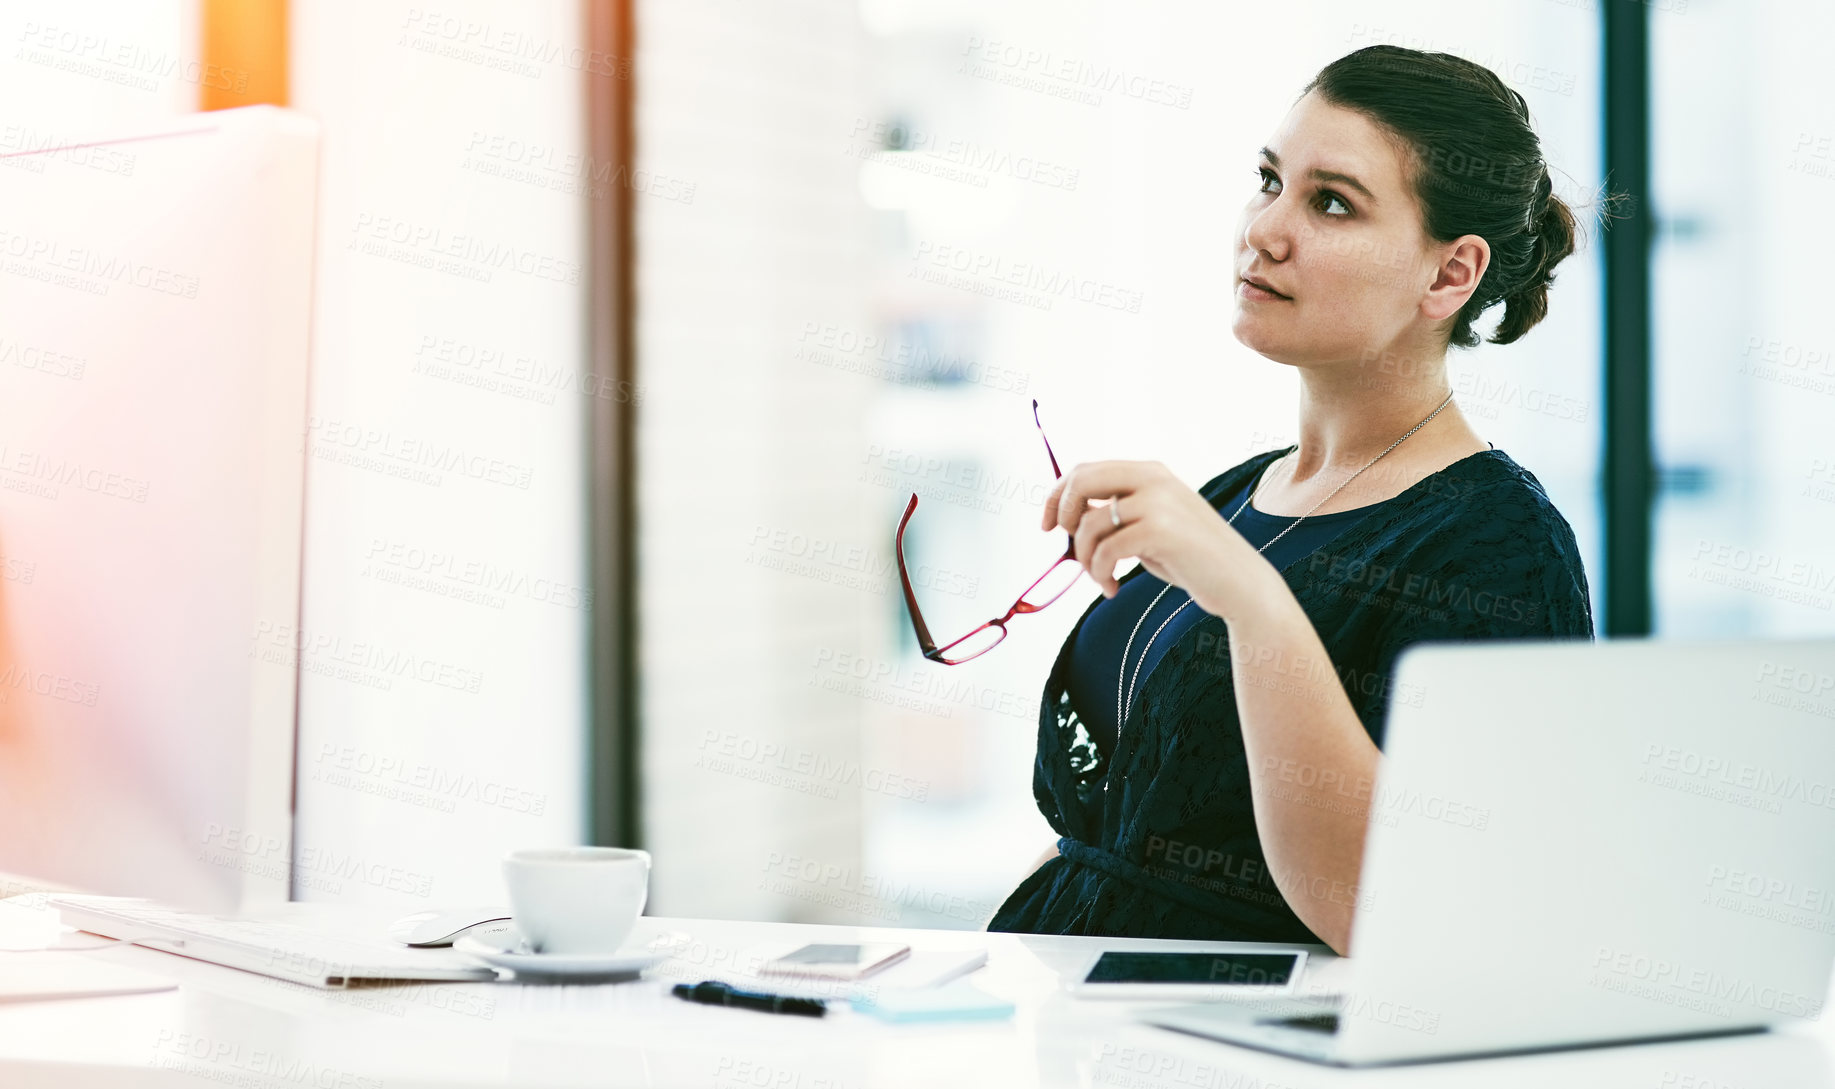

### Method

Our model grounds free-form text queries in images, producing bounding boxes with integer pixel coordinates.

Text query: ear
[1421,235,1489,323]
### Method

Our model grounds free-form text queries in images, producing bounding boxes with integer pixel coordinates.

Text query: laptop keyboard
[1268,1012,1340,1033]
[1203,994,1346,1034]
[1209,995,1344,1015]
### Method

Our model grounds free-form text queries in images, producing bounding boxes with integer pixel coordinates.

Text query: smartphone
[1069,950,1307,1000]
[757,942,912,981]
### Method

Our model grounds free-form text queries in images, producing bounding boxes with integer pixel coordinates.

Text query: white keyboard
[49,896,499,989]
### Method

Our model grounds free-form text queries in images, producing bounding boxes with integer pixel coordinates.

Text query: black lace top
[987,445,1595,942]
[1065,463,1396,753]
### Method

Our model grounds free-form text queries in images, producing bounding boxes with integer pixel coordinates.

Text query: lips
[1241,274,1291,300]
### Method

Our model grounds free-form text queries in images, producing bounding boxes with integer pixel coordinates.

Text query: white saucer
[454,930,689,980]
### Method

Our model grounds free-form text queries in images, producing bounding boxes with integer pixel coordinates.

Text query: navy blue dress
[987,445,1594,942]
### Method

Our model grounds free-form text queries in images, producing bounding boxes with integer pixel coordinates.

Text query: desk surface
[2,903,1833,1088]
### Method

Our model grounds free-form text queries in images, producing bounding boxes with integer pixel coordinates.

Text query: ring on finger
[1109,499,1121,529]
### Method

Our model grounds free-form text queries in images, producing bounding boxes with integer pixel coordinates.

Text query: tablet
[1069,950,1307,1000]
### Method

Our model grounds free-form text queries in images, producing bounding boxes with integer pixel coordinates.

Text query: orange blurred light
[199,0,287,110]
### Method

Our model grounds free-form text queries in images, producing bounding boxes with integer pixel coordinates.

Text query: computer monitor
[0,106,318,912]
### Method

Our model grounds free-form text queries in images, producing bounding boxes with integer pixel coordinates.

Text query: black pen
[672,980,828,1017]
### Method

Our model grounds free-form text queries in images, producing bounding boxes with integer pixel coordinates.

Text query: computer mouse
[389,908,515,947]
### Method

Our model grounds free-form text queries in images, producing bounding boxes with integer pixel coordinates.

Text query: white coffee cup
[502,846,651,955]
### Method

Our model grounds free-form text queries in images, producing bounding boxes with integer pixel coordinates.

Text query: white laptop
[1141,638,1835,1065]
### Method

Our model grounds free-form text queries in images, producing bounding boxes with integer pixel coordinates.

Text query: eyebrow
[1260,147,1377,205]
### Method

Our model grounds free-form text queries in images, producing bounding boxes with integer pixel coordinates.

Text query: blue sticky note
[851,981,1015,1024]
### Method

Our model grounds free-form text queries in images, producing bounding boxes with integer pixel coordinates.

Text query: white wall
[0,0,193,126]
[1651,0,1835,636]
[288,0,587,908]
[635,0,873,919]
[1747,0,1835,635]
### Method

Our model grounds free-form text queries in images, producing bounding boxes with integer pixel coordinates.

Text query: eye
[1256,166,1353,217]
[1318,190,1352,216]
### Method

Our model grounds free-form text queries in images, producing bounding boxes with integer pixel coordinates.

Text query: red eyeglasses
[894,400,1083,665]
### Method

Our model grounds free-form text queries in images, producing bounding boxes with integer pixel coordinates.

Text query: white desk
[2,904,1833,1088]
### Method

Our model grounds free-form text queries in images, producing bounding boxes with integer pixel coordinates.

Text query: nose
[1241,191,1294,265]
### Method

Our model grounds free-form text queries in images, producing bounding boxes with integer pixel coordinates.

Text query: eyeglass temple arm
[1033,399,1062,479]
[894,495,940,655]
[1035,401,1073,557]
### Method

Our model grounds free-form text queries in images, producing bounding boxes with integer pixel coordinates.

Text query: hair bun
[1496,173,1577,344]
[1529,168,1553,230]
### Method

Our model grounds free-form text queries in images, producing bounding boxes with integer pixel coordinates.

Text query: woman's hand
[1042,460,1280,621]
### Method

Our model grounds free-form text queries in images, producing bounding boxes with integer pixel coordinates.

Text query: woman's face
[1231,91,1473,368]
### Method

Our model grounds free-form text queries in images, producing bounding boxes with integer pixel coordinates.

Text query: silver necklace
[1114,390,1457,731]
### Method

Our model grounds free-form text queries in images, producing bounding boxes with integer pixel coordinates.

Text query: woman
[986,45,1594,955]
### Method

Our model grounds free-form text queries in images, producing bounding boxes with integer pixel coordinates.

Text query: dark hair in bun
[1303,45,1580,348]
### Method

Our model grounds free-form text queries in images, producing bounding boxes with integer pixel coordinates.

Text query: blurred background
[4,0,1830,927]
